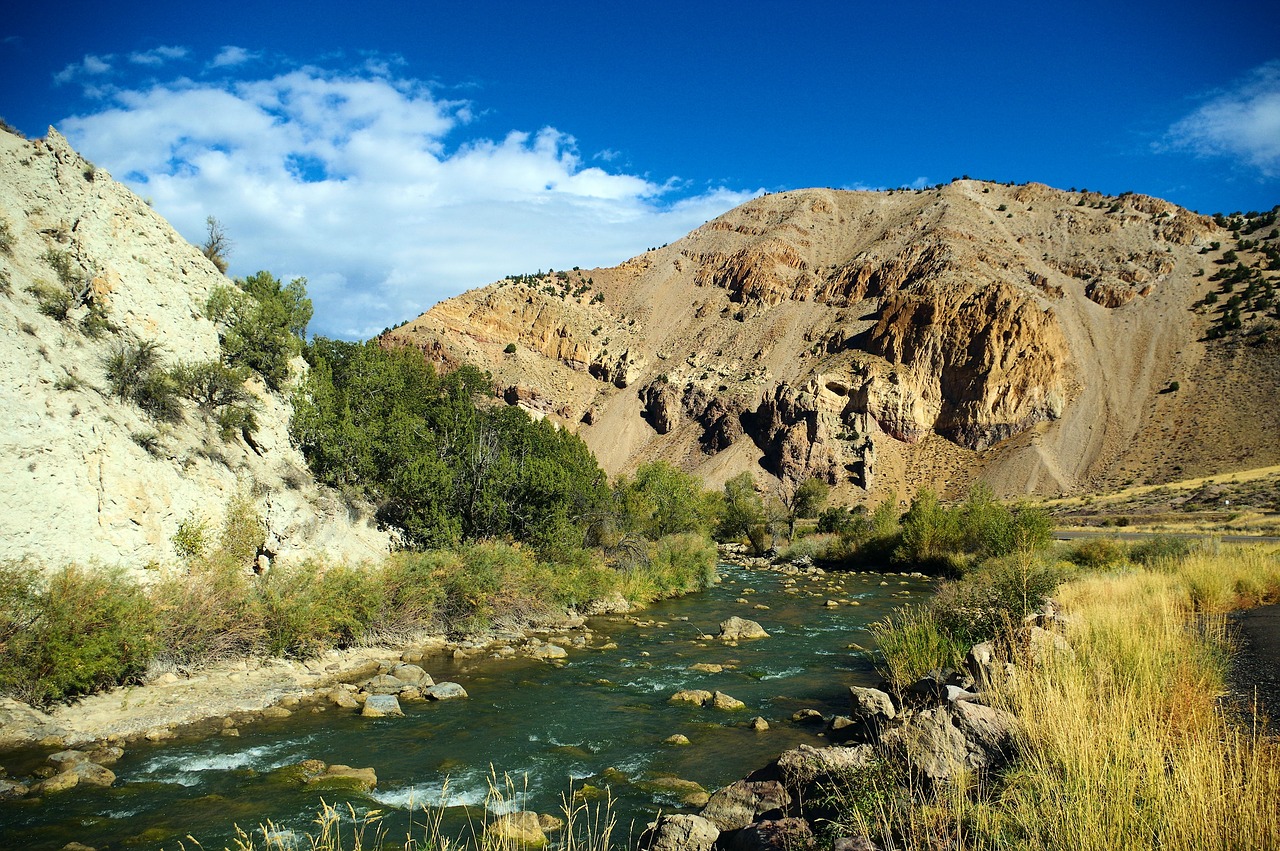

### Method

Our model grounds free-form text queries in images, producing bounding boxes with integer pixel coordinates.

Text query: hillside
[0,129,388,573]
[387,182,1280,501]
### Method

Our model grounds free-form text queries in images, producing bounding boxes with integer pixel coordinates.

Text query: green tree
[785,477,830,540]
[210,271,312,390]
[717,472,764,541]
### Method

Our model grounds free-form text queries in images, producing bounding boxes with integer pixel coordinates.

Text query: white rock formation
[0,128,389,574]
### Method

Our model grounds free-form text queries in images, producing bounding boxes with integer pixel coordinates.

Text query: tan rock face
[0,129,389,573]
[382,180,1272,500]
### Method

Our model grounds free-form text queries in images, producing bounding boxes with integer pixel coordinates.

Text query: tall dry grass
[209,773,617,851]
[862,544,1280,850]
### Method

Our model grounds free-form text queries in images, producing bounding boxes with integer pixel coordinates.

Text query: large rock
[641,814,720,851]
[306,764,377,792]
[848,686,896,722]
[729,817,816,851]
[486,811,546,846]
[701,780,791,831]
[719,617,769,641]
[777,744,876,789]
[360,694,404,718]
[879,702,1019,782]
[711,691,747,711]
[389,663,432,686]
[424,682,468,701]
[671,689,714,707]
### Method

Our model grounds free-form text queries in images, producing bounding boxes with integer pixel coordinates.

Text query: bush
[172,360,258,440]
[1129,535,1195,567]
[211,271,312,390]
[930,553,1067,647]
[257,561,381,657]
[0,216,14,255]
[1064,537,1127,568]
[26,280,76,320]
[0,565,156,706]
[200,216,231,274]
[868,606,965,690]
[151,560,263,667]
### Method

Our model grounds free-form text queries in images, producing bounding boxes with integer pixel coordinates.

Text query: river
[0,563,931,850]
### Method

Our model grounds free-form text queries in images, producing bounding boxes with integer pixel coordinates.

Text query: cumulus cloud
[1166,60,1280,177]
[210,46,257,68]
[59,63,755,339]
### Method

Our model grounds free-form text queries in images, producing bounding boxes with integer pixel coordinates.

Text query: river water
[0,564,931,850]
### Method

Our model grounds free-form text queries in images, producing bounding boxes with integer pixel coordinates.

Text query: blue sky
[2,1,1278,339]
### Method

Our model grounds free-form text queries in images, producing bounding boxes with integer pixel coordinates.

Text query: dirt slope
[388,183,1279,503]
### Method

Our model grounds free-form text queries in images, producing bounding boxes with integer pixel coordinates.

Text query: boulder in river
[361,694,404,718]
[641,813,720,851]
[718,617,769,641]
[711,691,747,711]
[487,811,547,846]
[306,764,378,793]
[671,689,714,706]
[425,682,469,701]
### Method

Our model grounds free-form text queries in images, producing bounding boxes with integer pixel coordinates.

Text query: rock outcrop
[388,181,1278,500]
[0,128,389,573]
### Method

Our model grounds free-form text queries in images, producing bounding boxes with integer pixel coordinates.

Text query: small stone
[144,728,174,742]
[688,663,723,673]
[825,599,840,607]
[664,734,692,746]
[262,706,293,719]
[749,716,770,731]
[718,617,769,641]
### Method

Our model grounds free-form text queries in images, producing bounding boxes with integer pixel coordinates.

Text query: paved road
[1053,529,1280,545]
[1230,604,1280,727]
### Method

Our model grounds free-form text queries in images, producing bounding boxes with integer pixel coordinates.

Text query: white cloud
[1166,60,1280,177]
[54,54,113,84]
[59,64,755,339]
[129,45,188,66]
[210,46,257,68]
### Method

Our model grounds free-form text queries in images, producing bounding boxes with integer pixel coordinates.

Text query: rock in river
[718,616,769,641]
[361,694,404,718]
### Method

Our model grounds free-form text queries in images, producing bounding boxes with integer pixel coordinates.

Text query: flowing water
[0,564,931,850]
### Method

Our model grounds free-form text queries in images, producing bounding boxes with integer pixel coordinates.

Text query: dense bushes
[0,563,155,706]
[0,532,718,705]
[293,339,611,554]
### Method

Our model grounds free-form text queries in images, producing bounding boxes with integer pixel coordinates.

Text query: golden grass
[866,545,1280,850]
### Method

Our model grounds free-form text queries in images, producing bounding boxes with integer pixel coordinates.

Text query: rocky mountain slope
[388,183,1280,501]
[0,129,388,573]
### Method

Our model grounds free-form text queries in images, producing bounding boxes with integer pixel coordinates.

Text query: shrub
[0,216,14,255]
[0,565,155,706]
[257,561,381,657]
[1064,536,1126,568]
[103,339,164,399]
[200,216,231,274]
[930,552,1067,647]
[1129,535,1194,567]
[151,560,264,667]
[172,516,210,561]
[172,360,258,440]
[504,342,517,354]
[868,606,965,690]
[215,487,266,571]
[26,280,76,320]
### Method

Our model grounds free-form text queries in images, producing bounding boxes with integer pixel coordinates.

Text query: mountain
[386,182,1280,501]
[0,129,388,571]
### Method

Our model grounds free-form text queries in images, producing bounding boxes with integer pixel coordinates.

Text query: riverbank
[659,542,1280,851]
[0,559,931,850]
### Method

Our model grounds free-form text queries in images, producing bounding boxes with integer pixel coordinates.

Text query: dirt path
[1230,603,1280,728]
